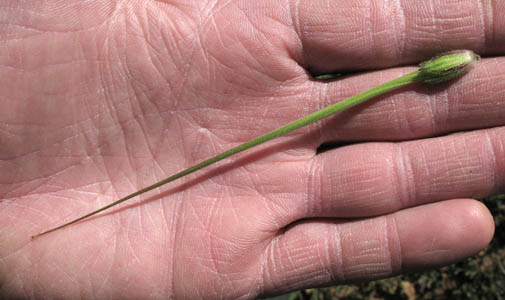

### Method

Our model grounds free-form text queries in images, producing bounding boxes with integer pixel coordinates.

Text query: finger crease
[394,143,415,209]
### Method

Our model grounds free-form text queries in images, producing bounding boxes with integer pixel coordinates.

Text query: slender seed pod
[31,50,480,239]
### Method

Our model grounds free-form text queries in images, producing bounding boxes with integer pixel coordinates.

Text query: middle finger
[302,56,505,144]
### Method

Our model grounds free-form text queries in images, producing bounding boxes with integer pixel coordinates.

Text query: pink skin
[0,1,503,299]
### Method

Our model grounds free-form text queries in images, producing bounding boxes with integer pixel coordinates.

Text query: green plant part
[31,49,480,239]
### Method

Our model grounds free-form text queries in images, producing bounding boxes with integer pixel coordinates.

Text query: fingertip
[396,198,495,271]
[460,199,495,249]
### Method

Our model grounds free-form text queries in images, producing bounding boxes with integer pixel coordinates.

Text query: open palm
[1,1,503,299]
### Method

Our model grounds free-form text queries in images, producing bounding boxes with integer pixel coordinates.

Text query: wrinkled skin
[1,1,504,299]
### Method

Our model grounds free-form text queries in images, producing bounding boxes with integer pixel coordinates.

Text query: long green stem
[31,50,479,239]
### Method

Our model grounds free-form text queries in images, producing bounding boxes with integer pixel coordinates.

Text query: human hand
[1,1,503,299]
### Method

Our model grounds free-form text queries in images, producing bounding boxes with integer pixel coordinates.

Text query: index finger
[290,0,505,73]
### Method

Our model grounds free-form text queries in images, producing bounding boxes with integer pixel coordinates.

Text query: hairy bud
[419,50,480,83]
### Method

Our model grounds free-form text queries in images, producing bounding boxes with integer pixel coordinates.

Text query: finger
[290,0,505,72]
[299,56,505,143]
[260,199,494,296]
[302,126,504,218]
